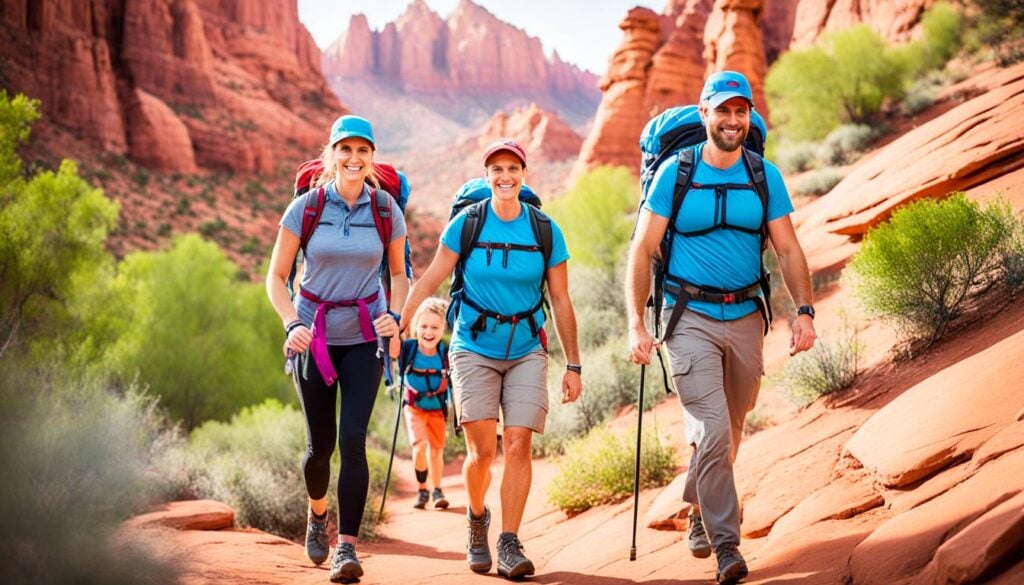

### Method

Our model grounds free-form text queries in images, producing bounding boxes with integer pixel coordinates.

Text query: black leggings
[295,342,382,537]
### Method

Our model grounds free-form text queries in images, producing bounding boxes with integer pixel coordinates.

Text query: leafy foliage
[781,324,862,407]
[85,235,291,428]
[547,424,675,515]
[848,194,1018,345]
[968,0,1024,64]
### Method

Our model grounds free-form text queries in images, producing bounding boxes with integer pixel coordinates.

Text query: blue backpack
[445,178,553,358]
[637,104,772,342]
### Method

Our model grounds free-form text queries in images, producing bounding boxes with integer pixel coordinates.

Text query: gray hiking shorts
[449,349,549,433]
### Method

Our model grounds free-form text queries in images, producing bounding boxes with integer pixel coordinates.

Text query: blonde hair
[411,298,449,339]
[313,142,380,190]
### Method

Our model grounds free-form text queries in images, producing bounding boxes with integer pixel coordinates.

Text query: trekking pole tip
[629,546,637,561]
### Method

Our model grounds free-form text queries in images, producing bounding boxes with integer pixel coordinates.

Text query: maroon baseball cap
[482,138,527,167]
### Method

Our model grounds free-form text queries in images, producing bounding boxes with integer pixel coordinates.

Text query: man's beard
[709,125,747,152]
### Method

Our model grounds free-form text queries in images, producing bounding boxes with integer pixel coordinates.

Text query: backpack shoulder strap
[300,187,327,251]
[459,200,489,261]
[438,341,449,372]
[369,188,394,248]
[740,148,770,244]
[670,146,698,226]
[399,338,418,372]
[526,205,554,269]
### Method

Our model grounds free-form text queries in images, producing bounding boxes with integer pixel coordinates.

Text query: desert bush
[848,194,1016,344]
[547,424,676,515]
[817,124,879,166]
[781,325,862,407]
[967,0,1024,64]
[901,78,939,116]
[0,365,179,584]
[796,168,843,197]
[775,141,818,174]
[744,409,774,436]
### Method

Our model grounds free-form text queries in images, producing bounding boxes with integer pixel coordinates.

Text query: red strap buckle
[722,293,735,303]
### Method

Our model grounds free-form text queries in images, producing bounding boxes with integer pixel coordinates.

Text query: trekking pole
[630,363,647,561]
[378,337,402,523]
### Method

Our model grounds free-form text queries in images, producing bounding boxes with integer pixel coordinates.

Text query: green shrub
[971,0,1024,64]
[547,424,676,515]
[781,326,862,407]
[796,168,843,197]
[901,78,939,116]
[848,194,1015,344]
[744,409,773,436]
[776,141,818,174]
[0,366,179,584]
[817,124,879,166]
[766,25,906,141]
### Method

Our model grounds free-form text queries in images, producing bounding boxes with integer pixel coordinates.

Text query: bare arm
[625,209,669,364]
[265,226,312,353]
[767,215,816,355]
[399,243,459,335]
[546,261,582,403]
[373,234,409,340]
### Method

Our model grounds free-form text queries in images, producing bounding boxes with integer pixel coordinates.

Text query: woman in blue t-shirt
[266,115,407,584]
[400,139,583,580]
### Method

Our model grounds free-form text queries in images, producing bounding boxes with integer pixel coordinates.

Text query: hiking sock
[415,468,428,484]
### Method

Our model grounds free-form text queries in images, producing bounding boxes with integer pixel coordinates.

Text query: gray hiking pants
[663,309,763,548]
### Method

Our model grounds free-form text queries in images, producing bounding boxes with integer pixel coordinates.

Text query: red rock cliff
[0,0,342,173]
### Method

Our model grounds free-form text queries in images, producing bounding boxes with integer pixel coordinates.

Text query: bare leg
[412,440,429,489]
[499,426,533,534]
[462,419,498,517]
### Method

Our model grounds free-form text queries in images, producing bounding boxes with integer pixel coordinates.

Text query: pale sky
[298,0,665,74]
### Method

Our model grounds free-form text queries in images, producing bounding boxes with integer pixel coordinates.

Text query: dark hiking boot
[432,488,449,510]
[329,541,363,583]
[413,489,429,509]
[496,532,535,580]
[687,512,712,559]
[466,506,492,573]
[715,544,748,585]
[305,508,330,565]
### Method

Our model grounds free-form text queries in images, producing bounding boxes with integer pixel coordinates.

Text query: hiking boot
[715,544,748,585]
[687,512,712,559]
[305,508,330,565]
[432,488,449,510]
[496,532,535,580]
[466,506,492,573]
[329,541,363,583]
[413,489,429,510]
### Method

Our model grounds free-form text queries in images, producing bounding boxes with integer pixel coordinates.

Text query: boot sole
[716,560,748,584]
[308,551,329,565]
[689,543,712,559]
[434,499,449,510]
[498,559,536,580]
[468,557,493,573]
[329,561,364,583]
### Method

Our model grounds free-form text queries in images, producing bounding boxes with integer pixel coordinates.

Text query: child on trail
[401,297,453,510]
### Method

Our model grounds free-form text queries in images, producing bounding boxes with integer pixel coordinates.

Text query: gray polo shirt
[282,181,407,345]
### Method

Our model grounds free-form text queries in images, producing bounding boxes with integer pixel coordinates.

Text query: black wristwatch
[566,363,582,375]
[797,305,815,320]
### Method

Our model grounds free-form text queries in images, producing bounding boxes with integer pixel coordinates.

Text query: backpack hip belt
[300,288,380,386]
[661,273,772,341]
[461,294,545,360]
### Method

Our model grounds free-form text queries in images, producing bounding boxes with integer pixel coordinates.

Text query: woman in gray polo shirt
[266,115,407,584]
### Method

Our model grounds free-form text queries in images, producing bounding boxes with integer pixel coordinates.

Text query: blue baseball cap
[700,71,755,109]
[329,115,375,149]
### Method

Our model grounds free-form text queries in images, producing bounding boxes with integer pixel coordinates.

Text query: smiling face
[701,96,751,153]
[333,136,374,185]
[484,151,526,203]
[415,311,445,352]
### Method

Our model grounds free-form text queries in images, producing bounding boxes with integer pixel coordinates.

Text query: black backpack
[445,179,553,359]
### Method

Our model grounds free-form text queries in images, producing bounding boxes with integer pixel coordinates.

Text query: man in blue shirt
[625,71,817,585]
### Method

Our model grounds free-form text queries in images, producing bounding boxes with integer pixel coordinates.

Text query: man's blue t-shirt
[405,348,446,411]
[440,202,569,360]
[643,144,793,321]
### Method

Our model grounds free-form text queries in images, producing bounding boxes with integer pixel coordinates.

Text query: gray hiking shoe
[496,532,535,580]
[715,544,748,585]
[466,506,492,573]
[413,489,429,509]
[305,508,330,565]
[687,512,712,558]
[329,541,363,583]
[432,488,449,510]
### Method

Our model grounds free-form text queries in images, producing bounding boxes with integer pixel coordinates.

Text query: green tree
[766,25,907,141]
[0,92,119,357]
[546,166,638,279]
[92,235,290,428]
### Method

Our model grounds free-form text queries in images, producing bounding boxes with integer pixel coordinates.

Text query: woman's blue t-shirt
[405,348,446,411]
[440,202,569,360]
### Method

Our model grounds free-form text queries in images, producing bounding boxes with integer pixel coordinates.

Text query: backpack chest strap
[473,241,544,268]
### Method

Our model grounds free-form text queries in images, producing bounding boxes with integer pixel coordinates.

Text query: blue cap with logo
[329,115,375,149]
[700,71,755,109]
